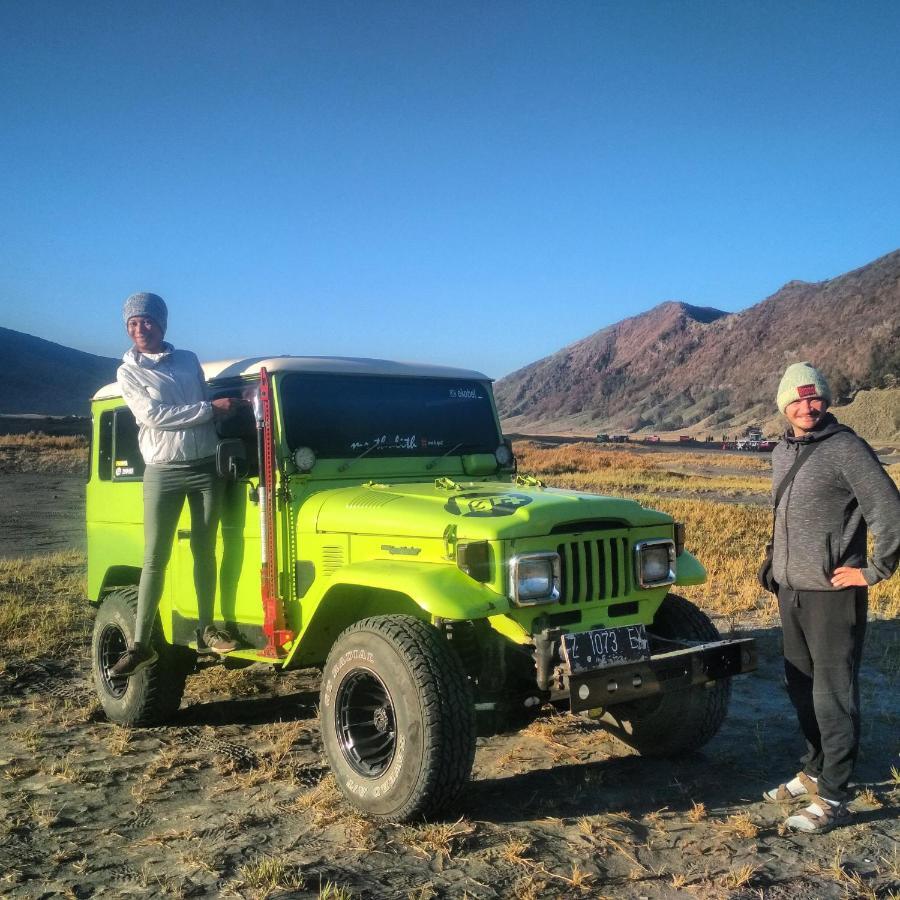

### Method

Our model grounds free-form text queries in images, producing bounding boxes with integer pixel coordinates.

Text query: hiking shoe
[199,626,238,654]
[110,644,158,678]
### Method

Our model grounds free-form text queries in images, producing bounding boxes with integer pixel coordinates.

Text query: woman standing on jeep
[111,292,242,677]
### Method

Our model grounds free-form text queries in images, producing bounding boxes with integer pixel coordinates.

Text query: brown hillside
[496,249,900,437]
[831,388,900,445]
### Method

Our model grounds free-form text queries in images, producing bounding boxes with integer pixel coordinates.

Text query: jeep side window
[112,408,146,481]
[97,411,114,481]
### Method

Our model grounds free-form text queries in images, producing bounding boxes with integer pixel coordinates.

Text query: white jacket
[117,344,219,465]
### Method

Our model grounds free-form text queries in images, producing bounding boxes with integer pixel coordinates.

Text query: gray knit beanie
[123,292,168,333]
[777,362,831,414]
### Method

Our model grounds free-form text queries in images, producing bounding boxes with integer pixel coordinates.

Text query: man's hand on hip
[830,566,867,588]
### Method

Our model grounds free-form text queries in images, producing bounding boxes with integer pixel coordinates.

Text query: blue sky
[2,1,899,378]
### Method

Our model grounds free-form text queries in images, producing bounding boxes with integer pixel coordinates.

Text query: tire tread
[92,586,191,726]
[323,614,475,821]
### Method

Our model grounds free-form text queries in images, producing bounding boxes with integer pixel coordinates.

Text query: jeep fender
[283,560,509,669]
[674,550,706,586]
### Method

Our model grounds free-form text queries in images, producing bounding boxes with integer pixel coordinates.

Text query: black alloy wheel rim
[335,669,397,778]
[98,623,130,698]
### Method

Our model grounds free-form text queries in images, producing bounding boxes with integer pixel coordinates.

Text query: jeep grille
[556,537,630,604]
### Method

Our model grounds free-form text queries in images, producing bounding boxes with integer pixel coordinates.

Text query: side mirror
[216,439,248,481]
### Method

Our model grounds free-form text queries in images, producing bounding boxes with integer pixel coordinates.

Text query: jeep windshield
[279,373,501,458]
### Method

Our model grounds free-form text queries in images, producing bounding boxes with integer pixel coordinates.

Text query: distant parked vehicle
[734,437,776,452]
[645,435,661,443]
[678,435,692,443]
[595,433,610,443]
[610,434,629,443]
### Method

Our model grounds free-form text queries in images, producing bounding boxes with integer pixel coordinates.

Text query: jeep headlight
[509,552,560,606]
[634,539,676,588]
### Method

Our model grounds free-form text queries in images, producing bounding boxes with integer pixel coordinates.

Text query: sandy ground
[0,473,85,559]
[0,477,898,899]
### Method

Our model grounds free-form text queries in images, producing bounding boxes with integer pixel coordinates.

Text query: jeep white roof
[92,355,492,401]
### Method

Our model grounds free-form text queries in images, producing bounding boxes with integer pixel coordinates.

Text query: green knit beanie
[777,362,831,414]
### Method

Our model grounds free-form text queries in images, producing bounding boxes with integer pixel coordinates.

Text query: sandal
[763,771,817,802]
[784,798,851,834]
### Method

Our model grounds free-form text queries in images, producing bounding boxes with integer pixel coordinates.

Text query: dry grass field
[0,432,88,475]
[0,438,898,899]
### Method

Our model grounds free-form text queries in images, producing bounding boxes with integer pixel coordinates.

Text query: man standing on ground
[763,362,900,833]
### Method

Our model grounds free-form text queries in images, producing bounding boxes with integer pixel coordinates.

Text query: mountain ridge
[0,327,120,415]
[495,249,900,438]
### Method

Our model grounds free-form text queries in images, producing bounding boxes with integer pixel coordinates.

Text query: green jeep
[87,356,755,821]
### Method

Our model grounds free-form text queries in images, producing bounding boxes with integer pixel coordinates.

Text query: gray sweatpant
[135,460,224,645]
[777,585,868,802]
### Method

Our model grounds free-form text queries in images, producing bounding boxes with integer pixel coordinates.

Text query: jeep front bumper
[550,637,757,713]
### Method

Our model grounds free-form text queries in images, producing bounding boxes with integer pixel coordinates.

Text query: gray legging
[135,461,224,645]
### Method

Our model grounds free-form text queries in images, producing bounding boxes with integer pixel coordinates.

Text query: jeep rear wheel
[599,593,730,757]
[91,586,194,726]
[320,615,475,822]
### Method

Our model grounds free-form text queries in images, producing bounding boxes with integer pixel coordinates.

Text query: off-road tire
[599,593,730,757]
[91,586,194,726]
[320,615,475,822]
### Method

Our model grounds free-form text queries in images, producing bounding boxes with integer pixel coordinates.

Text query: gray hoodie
[771,413,900,590]
[117,343,218,465]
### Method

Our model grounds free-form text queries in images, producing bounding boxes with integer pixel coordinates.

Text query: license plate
[560,624,650,674]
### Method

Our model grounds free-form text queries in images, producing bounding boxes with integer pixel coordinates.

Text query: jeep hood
[307,480,671,540]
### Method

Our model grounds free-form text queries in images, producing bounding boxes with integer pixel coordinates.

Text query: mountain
[495,249,900,438]
[0,327,120,415]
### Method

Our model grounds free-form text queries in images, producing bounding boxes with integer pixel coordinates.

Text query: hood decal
[444,490,534,518]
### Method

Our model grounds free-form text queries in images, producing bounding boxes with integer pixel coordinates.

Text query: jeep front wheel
[320,615,475,822]
[91,586,193,726]
[598,593,730,757]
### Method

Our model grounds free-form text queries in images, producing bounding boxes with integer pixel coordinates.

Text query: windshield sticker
[350,435,388,451]
[444,491,533,517]
[449,388,480,400]
[350,434,448,452]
